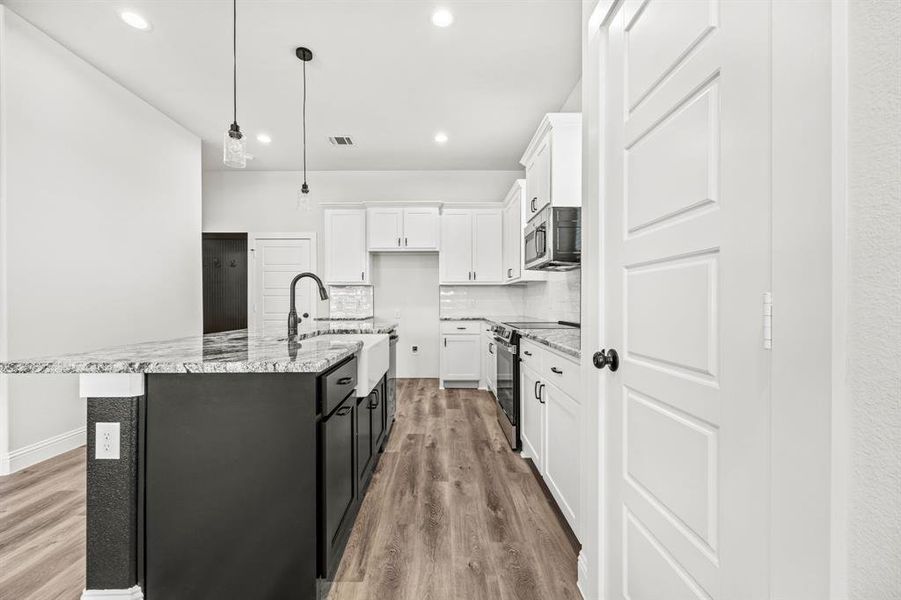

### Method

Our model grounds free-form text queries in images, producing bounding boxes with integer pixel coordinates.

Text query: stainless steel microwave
[524,206,581,271]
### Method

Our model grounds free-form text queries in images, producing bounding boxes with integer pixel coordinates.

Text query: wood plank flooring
[0,378,579,600]
[0,447,85,600]
[327,378,580,600]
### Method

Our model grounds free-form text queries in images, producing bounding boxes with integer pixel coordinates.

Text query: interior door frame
[247,232,318,333]
[579,1,847,599]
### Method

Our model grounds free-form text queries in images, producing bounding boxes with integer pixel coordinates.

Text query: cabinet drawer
[519,339,544,370]
[321,357,358,416]
[541,354,580,401]
[440,321,481,334]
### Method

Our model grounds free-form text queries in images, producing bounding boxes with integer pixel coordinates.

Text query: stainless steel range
[490,320,579,450]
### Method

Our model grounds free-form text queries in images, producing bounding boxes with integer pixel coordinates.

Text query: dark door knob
[593,349,619,372]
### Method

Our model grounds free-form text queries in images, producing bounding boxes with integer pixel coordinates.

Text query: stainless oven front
[493,336,519,450]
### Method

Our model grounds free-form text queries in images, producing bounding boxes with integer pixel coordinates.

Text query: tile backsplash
[328,285,374,319]
[439,268,581,322]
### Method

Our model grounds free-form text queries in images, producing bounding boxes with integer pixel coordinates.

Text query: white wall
[846,0,901,596]
[371,253,439,378]
[0,8,202,473]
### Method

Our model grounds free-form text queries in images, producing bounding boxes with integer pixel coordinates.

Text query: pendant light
[223,0,245,168]
[296,47,313,193]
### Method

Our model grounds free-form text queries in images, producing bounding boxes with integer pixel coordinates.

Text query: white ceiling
[4,0,581,171]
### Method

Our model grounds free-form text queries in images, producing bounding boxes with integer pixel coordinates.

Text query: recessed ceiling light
[431,8,454,28]
[256,133,272,145]
[120,11,151,31]
[434,132,448,144]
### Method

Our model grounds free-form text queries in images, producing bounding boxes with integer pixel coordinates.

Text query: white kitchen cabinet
[542,380,581,531]
[501,180,544,284]
[324,209,370,284]
[520,113,582,219]
[367,208,403,250]
[367,206,439,251]
[402,207,440,250]
[519,346,581,534]
[520,363,544,472]
[440,333,481,385]
[485,336,498,394]
[439,209,502,284]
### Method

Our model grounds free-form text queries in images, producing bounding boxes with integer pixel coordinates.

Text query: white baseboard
[2,426,85,475]
[81,586,143,600]
[577,550,590,600]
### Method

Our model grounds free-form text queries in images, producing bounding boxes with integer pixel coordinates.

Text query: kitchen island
[0,320,397,600]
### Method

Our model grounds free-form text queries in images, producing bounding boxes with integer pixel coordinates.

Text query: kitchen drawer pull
[523,350,532,357]
[335,406,352,416]
[369,398,380,409]
[534,380,541,399]
[457,326,466,330]
[538,383,546,404]
[337,377,353,385]
[550,367,563,375]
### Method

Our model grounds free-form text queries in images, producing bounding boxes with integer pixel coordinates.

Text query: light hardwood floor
[0,378,578,600]
[0,446,85,599]
[328,378,580,600]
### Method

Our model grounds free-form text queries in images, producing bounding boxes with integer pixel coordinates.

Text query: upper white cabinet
[520,113,582,219]
[502,180,544,284]
[439,209,502,284]
[324,209,370,284]
[367,206,439,251]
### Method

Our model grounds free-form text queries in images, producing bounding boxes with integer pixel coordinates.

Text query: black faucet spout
[288,272,329,337]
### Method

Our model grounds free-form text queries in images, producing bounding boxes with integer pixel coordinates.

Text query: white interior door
[597,1,772,598]
[250,234,316,334]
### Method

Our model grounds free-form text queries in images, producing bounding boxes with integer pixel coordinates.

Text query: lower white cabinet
[519,347,581,534]
[520,364,544,472]
[440,333,480,384]
[542,382,581,529]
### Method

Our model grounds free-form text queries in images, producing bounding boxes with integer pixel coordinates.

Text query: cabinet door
[356,396,373,488]
[323,399,355,564]
[471,211,503,283]
[503,199,522,282]
[487,339,498,392]
[402,207,440,250]
[543,383,580,532]
[439,211,473,283]
[525,138,551,217]
[367,208,403,250]
[370,383,385,452]
[441,334,481,380]
[520,365,544,470]
[325,210,368,283]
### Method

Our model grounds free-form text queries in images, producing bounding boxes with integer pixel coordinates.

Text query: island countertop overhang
[0,319,398,375]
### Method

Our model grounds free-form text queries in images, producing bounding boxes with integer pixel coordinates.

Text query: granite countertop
[440,315,581,359]
[0,319,398,375]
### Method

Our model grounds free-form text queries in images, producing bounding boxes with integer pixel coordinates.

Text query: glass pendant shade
[223,126,246,169]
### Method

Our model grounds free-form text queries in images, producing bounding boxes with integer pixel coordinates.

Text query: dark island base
[84,361,393,600]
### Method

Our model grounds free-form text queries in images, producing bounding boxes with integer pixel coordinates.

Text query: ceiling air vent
[328,136,354,146]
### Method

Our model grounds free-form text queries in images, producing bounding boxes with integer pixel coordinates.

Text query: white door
[441,334,480,380]
[471,210,503,283]
[250,235,316,333]
[543,382,581,533]
[596,1,772,598]
[367,208,403,250]
[439,210,473,283]
[520,364,544,470]
[324,209,368,283]
[402,207,440,250]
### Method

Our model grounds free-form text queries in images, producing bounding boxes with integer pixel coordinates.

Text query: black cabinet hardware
[538,383,546,404]
[404,237,408,246]
[593,349,619,372]
[507,268,513,278]
[457,326,466,330]
[443,337,447,347]
[397,237,401,246]
[551,367,563,374]
[337,377,353,385]
[534,380,541,399]
[335,406,352,416]
[523,350,532,357]
[531,197,537,211]
[361,271,364,281]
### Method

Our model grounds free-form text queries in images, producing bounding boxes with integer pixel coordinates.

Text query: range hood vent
[328,136,354,146]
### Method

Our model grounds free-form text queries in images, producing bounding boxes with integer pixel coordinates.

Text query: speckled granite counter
[439,315,581,359]
[0,319,398,375]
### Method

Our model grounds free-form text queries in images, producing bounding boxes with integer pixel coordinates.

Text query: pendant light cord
[302,57,307,188]
[232,0,237,125]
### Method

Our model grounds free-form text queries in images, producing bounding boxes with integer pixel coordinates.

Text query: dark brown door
[202,233,247,334]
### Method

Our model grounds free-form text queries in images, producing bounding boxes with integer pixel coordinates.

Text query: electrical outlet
[95,422,121,460]
[412,345,419,354]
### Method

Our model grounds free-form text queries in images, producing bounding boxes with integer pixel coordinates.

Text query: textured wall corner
[847,0,901,597]
[86,397,140,590]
